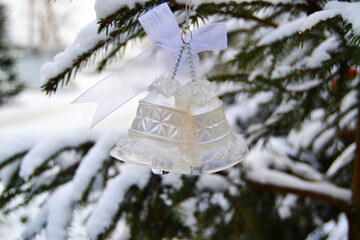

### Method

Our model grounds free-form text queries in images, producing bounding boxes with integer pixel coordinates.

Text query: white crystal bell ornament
[110,74,249,174]
[109,2,248,174]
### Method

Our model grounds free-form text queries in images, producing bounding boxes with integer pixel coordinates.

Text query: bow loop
[191,22,227,53]
[139,3,181,50]
[139,3,227,54]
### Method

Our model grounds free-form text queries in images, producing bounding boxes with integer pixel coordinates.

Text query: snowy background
[0,0,353,239]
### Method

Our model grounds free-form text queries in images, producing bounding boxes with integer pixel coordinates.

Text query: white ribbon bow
[74,3,227,127]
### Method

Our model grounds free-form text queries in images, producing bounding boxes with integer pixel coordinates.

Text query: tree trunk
[347,210,360,240]
[348,101,360,240]
[28,0,35,45]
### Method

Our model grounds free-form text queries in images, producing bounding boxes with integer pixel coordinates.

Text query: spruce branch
[97,0,181,34]
[41,0,184,95]
[246,169,352,210]
[96,25,146,72]
[195,3,278,28]
[0,142,94,213]
[41,39,111,95]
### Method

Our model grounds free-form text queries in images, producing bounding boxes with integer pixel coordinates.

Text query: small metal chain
[184,0,196,81]
[185,43,196,81]
[171,43,186,80]
[170,0,196,81]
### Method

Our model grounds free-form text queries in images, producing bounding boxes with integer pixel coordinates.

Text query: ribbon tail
[73,44,173,128]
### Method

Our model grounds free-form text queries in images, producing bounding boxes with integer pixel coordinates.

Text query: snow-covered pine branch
[40,0,314,95]
[258,1,360,47]
[246,169,352,209]
[40,1,174,95]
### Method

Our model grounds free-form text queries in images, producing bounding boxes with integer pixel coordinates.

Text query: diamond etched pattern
[131,102,231,144]
[191,107,230,143]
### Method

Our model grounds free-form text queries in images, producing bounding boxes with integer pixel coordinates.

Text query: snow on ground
[0,72,138,135]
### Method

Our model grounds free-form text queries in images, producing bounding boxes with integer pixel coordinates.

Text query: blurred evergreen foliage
[0,3,23,105]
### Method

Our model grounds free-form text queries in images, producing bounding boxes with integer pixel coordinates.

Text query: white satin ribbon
[74,3,227,127]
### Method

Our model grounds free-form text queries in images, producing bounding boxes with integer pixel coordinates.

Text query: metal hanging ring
[182,28,193,44]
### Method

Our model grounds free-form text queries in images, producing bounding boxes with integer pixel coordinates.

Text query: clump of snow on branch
[258,17,306,46]
[0,160,21,188]
[243,138,323,181]
[305,36,341,68]
[325,1,360,35]
[22,131,118,239]
[278,194,298,219]
[241,138,351,209]
[306,213,348,240]
[225,92,273,127]
[46,183,74,240]
[326,213,348,240]
[288,110,325,151]
[179,197,197,227]
[342,90,358,109]
[86,164,151,238]
[326,143,356,178]
[246,169,352,204]
[22,204,48,239]
[196,174,228,192]
[285,80,322,92]
[258,1,360,46]
[313,128,336,152]
[94,0,242,20]
[267,140,323,181]
[19,129,100,179]
[298,9,340,32]
[40,21,114,83]
[72,132,118,199]
[161,173,183,190]
[288,87,356,152]
[0,135,40,165]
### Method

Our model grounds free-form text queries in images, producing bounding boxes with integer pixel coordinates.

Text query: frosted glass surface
[111,76,248,174]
